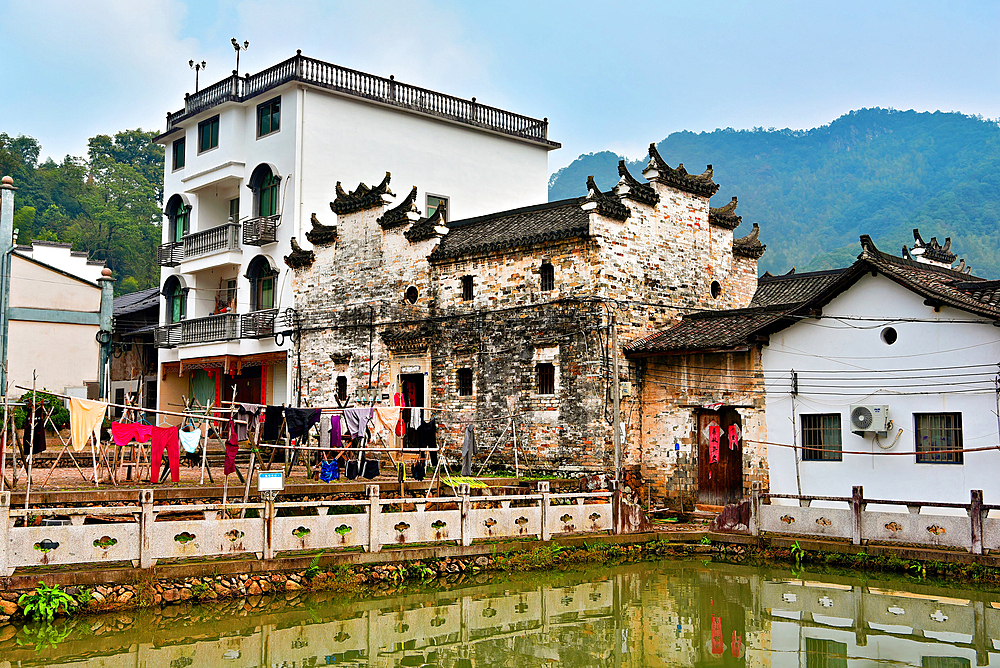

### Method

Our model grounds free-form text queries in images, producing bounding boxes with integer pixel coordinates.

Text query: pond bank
[0,529,711,625]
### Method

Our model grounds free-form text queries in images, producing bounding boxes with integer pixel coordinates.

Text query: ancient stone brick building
[286,144,764,498]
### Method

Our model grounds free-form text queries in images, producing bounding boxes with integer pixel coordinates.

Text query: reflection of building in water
[10,563,1000,668]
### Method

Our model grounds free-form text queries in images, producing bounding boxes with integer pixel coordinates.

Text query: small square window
[172,137,186,170]
[915,412,963,464]
[536,363,555,395]
[461,275,473,301]
[198,115,220,153]
[427,194,448,222]
[457,368,473,396]
[257,97,281,137]
[801,414,842,461]
[540,262,554,291]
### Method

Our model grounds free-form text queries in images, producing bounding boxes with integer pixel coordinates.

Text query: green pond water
[3,558,1000,667]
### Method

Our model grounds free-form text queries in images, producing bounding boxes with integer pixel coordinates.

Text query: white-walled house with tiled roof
[151,51,559,413]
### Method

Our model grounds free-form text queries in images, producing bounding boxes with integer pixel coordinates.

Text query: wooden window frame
[172,137,186,171]
[457,368,473,396]
[536,363,555,395]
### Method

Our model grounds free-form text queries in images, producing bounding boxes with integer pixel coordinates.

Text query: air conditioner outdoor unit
[850,404,890,434]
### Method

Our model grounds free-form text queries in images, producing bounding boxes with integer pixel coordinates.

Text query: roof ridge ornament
[331,172,394,215]
[582,175,629,221]
[284,237,316,269]
[642,143,719,198]
[733,222,766,259]
[378,185,421,229]
[907,227,957,267]
[709,196,742,230]
[405,198,449,243]
[305,212,338,245]
[614,160,659,205]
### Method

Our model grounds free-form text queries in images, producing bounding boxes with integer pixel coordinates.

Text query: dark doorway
[400,373,425,409]
[222,366,262,405]
[697,408,744,506]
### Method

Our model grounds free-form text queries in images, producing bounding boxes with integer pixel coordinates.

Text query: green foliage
[14,389,69,430]
[790,541,806,568]
[2,128,164,295]
[16,622,73,650]
[17,582,78,622]
[304,552,325,579]
[549,109,1000,277]
[189,581,211,599]
[699,536,712,545]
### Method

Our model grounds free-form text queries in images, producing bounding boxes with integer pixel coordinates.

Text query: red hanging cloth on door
[708,425,722,464]
[728,424,741,450]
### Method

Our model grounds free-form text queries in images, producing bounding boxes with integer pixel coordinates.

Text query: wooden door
[697,408,744,506]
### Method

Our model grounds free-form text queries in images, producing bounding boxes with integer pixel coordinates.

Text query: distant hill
[548,109,1000,277]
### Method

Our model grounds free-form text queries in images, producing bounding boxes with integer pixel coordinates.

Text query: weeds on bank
[18,582,78,622]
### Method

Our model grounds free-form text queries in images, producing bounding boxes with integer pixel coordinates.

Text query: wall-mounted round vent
[851,405,874,431]
[881,327,897,345]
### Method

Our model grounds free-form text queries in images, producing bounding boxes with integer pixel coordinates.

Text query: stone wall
[634,350,767,506]
[289,164,762,495]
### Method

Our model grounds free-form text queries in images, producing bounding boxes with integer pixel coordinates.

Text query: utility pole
[97,268,114,400]
[612,313,621,483]
[0,176,16,393]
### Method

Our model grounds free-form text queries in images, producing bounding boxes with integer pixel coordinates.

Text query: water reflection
[2,560,1000,667]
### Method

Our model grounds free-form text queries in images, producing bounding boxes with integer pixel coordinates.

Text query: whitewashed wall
[158,80,553,407]
[763,273,1000,505]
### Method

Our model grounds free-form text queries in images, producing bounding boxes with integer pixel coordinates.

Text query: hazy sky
[2,0,998,172]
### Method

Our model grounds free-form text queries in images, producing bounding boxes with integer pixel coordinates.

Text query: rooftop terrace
[161,51,558,149]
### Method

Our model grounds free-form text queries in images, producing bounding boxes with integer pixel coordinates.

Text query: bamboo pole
[24,371,37,510]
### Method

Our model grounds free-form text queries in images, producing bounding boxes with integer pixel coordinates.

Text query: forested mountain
[549,109,1000,276]
[0,130,163,295]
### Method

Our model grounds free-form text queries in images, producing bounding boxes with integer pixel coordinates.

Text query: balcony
[241,309,278,338]
[157,241,183,267]
[158,223,240,267]
[154,313,241,348]
[243,215,279,246]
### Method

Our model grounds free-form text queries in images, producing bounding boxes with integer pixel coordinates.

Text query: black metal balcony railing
[153,314,241,348]
[241,309,278,338]
[153,322,182,348]
[243,215,279,246]
[165,53,556,147]
[157,241,183,267]
[158,223,240,267]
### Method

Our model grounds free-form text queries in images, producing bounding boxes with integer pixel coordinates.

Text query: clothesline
[12,385,247,426]
[256,442,438,453]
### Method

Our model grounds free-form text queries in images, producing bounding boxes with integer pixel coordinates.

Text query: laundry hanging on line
[69,397,108,453]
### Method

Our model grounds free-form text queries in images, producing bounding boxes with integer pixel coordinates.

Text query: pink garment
[111,422,154,447]
[708,425,722,464]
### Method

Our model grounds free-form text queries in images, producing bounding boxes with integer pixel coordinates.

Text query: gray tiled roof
[113,287,159,317]
[429,198,589,261]
[626,305,792,354]
[750,269,847,308]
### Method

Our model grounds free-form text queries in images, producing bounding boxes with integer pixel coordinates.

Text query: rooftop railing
[165,53,556,146]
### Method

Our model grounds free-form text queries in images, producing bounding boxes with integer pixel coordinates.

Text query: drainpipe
[97,268,115,400]
[0,176,16,392]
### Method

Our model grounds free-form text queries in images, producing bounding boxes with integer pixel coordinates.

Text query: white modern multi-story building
[152,51,559,411]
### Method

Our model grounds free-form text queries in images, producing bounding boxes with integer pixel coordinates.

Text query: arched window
[162,275,187,323]
[165,194,191,243]
[248,164,281,218]
[245,255,277,311]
